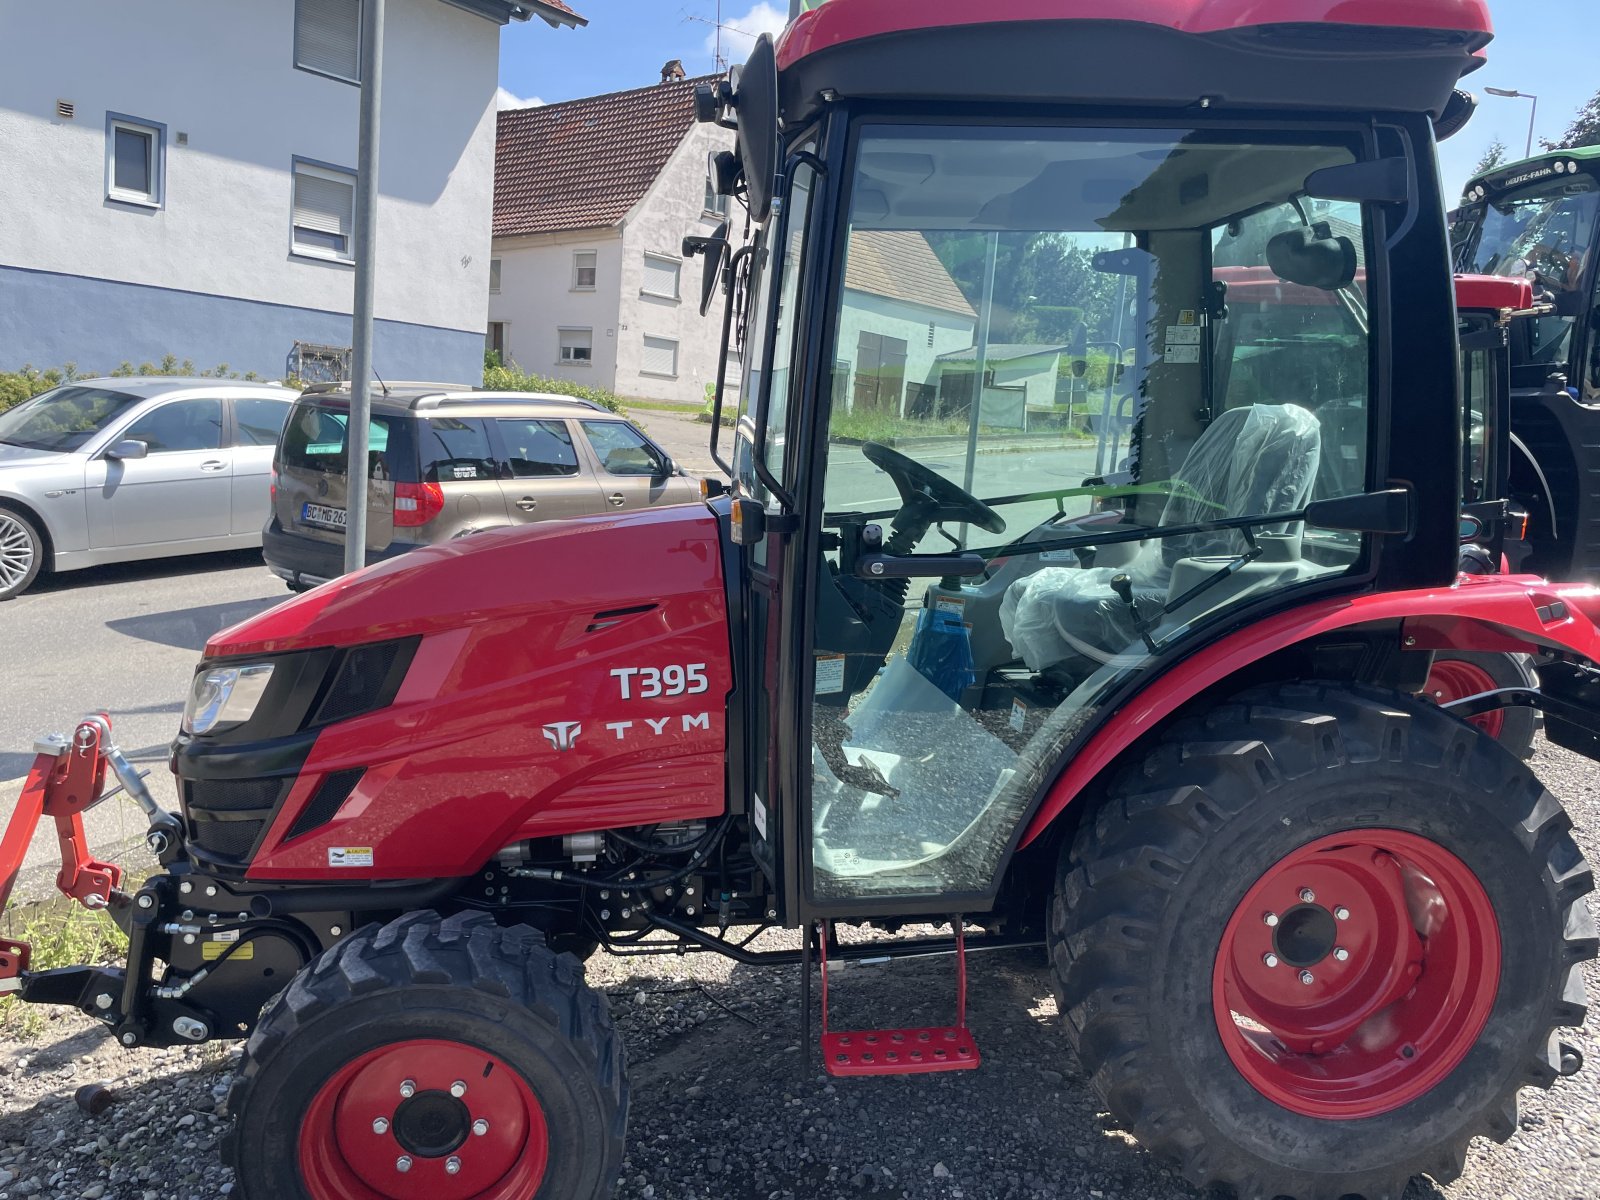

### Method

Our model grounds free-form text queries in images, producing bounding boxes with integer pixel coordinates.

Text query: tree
[1473,137,1509,176]
[1541,89,1600,152]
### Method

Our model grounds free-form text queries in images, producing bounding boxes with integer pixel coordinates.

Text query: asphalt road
[0,549,285,900]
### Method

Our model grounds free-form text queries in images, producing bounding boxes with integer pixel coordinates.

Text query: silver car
[0,377,298,599]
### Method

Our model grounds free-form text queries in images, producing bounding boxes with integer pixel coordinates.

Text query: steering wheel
[861,441,1007,535]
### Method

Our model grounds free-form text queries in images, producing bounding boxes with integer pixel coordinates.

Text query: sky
[499,0,1600,201]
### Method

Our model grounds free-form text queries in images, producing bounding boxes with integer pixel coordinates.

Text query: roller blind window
[296,0,362,84]
[292,162,356,262]
[642,254,681,300]
[641,335,678,379]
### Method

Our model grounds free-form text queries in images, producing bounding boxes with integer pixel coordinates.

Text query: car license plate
[301,502,347,530]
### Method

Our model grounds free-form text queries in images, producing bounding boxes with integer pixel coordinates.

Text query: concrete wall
[488,230,625,387]
[0,0,502,381]
[614,120,741,403]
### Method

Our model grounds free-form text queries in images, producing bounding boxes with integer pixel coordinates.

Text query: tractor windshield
[1453,174,1600,377]
[805,124,1378,901]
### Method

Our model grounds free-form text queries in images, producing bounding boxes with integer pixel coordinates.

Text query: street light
[1484,87,1539,158]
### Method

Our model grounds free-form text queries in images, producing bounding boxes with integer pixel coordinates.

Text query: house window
[489,257,502,294]
[295,0,361,84]
[291,160,356,263]
[559,327,593,365]
[642,254,681,301]
[641,335,678,379]
[106,116,162,207]
[572,250,597,290]
[487,321,508,361]
[705,173,729,216]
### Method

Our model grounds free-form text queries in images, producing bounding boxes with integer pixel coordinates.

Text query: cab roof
[775,0,1492,125]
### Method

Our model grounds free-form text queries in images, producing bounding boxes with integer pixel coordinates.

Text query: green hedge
[483,351,623,413]
[0,358,264,416]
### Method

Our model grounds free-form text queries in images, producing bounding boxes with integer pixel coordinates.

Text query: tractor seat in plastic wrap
[1000,403,1322,674]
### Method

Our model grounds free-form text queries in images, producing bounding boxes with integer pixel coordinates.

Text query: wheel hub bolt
[399,1079,416,1099]
[445,1156,462,1175]
[396,1156,413,1173]
[472,1119,490,1137]
[1299,970,1315,985]
[450,1080,467,1098]
[1298,888,1316,903]
[1334,906,1350,921]
[1263,953,1279,968]
[372,1117,389,1135]
[1333,947,1350,962]
[1263,912,1279,928]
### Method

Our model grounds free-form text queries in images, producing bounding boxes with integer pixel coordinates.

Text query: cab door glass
[808,126,1375,902]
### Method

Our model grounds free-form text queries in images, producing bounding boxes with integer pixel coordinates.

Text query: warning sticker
[815,654,846,695]
[1165,324,1202,346]
[202,939,253,962]
[1177,309,1198,325]
[752,793,769,840]
[1165,344,1202,365]
[328,846,373,868]
[1009,699,1027,733]
[1039,549,1075,562]
[934,594,966,615]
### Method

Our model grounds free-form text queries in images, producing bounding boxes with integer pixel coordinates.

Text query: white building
[0,0,583,383]
[489,68,739,403]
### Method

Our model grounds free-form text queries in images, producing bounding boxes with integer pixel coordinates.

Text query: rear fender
[1020,574,1600,847]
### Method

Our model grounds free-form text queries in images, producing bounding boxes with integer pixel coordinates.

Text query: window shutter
[641,336,678,377]
[643,256,679,298]
[294,169,354,237]
[296,0,361,81]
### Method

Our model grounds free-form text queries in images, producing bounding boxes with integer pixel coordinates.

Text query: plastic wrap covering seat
[1000,404,1322,673]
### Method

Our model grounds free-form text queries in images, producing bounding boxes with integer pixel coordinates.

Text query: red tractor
[6,3,1600,1199]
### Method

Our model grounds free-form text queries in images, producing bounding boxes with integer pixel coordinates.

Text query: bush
[1,358,259,416]
[483,355,624,414]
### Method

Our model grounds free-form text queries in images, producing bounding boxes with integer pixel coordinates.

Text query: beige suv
[263,383,700,589]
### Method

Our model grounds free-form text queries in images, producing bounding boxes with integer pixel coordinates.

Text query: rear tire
[1424,650,1539,759]
[0,507,44,600]
[224,910,626,1200]
[1048,682,1595,1200]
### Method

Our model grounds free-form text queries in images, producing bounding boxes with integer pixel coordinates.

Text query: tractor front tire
[224,910,626,1200]
[1049,683,1595,1200]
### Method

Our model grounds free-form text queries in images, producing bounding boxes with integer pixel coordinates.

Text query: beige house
[488,67,738,402]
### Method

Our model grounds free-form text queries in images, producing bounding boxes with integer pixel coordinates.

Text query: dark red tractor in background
[5,3,1600,1199]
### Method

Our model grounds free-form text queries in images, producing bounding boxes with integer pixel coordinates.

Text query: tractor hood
[208,503,725,658]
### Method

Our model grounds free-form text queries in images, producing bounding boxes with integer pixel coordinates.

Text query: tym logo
[542,721,582,752]
[603,712,712,739]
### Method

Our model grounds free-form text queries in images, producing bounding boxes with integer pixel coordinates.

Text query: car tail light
[269,468,277,504]
[393,481,444,527]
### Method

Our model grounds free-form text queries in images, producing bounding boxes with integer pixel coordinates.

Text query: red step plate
[821,1026,980,1076]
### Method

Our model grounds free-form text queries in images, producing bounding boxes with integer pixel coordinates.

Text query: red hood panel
[210,504,719,658]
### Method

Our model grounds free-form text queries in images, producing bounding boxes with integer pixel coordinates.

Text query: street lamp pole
[1485,87,1539,158]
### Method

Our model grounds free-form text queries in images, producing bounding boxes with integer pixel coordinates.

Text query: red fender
[1019,574,1600,846]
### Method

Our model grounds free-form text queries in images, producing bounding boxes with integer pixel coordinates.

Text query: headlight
[183,664,275,735]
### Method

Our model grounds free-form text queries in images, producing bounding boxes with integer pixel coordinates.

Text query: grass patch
[621,398,703,413]
[1,901,124,1038]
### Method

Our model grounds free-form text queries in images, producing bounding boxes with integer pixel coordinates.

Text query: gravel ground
[2,738,1598,1200]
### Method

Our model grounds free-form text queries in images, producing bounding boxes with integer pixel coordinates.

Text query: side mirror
[106,439,149,460]
[684,219,732,318]
[1459,514,1484,542]
[732,34,780,223]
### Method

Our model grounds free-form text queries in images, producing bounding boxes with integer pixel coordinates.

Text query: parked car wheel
[0,507,44,600]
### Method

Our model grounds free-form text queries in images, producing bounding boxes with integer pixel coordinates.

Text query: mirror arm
[707,244,756,479]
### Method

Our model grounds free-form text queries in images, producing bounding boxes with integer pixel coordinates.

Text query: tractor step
[815,918,980,1078]
[821,1025,980,1075]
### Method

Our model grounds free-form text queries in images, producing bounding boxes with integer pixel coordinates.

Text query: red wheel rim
[298,1038,549,1200]
[1425,658,1505,739]
[1212,830,1500,1119]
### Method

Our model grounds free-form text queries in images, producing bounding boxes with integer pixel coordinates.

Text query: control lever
[1109,573,1159,654]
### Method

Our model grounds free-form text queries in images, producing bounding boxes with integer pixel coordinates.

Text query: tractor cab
[696,1,1476,915]
[1452,147,1600,578]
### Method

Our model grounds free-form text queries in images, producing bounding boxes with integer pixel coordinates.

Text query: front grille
[312,640,411,725]
[285,768,365,842]
[182,777,287,870]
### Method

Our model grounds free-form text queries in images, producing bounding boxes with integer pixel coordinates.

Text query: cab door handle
[516,496,537,511]
[608,493,626,507]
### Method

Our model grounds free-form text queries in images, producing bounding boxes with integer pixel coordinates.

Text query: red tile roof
[845,230,976,317]
[494,75,716,238]
[526,0,585,26]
